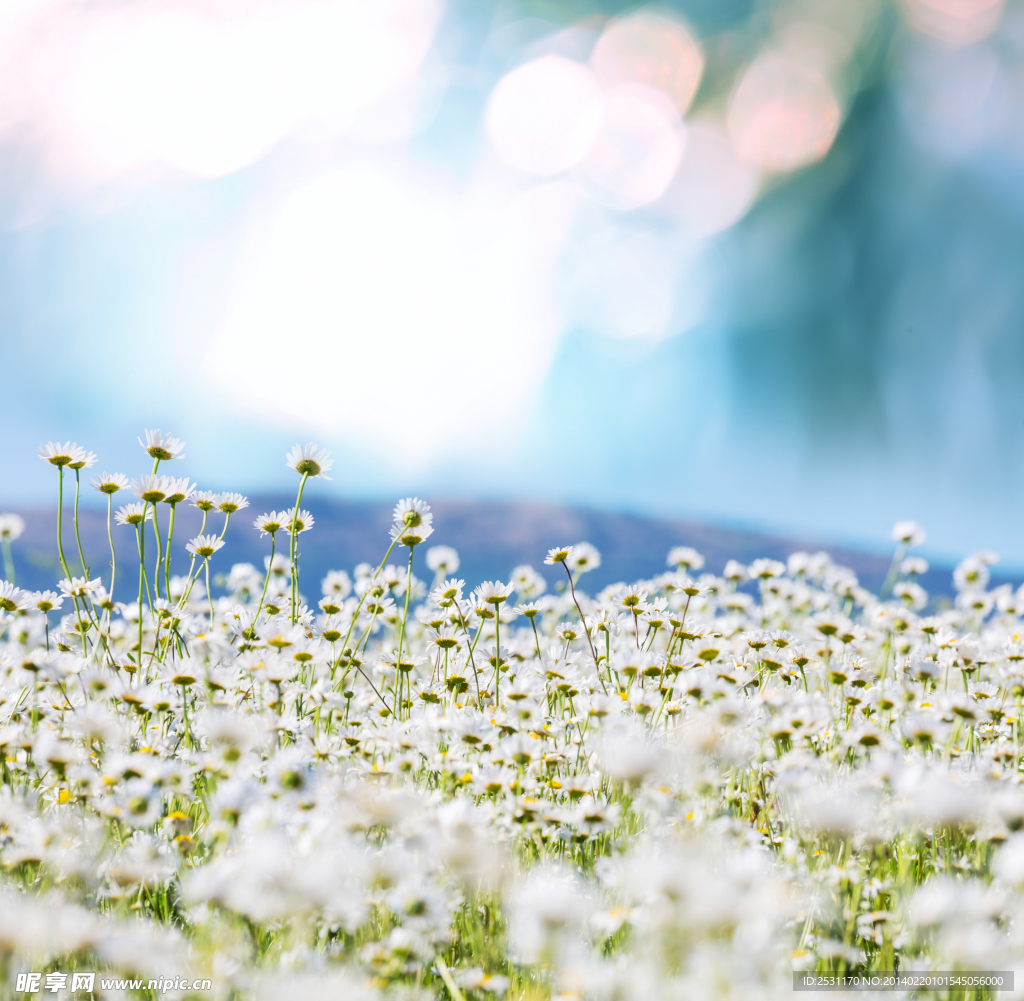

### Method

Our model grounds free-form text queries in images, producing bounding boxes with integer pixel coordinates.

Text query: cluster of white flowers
[1,433,1024,998]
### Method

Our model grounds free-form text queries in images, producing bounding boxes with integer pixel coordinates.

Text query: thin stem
[1,538,13,584]
[106,495,117,605]
[562,562,606,694]
[56,467,72,580]
[164,502,177,598]
[289,472,309,624]
[332,532,404,679]
[494,603,501,710]
[880,543,907,601]
[73,468,89,577]
[252,533,277,625]
[529,616,542,659]
[151,501,163,600]
[395,548,415,719]
[452,597,482,706]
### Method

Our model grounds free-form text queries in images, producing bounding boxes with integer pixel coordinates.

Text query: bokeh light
[656,122,760,236]
[485,55,603,176]
[580,84,685,210]
[727,51,841,173]
[205,165,577,465]
[589,11,704,115]
[903,0,1004,47]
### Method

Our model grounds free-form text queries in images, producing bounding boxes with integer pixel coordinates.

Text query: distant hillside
[0,496,979,599]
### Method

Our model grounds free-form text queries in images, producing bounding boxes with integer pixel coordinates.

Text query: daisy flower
[130,474,168,503]
[390,520,433,548]
[30,590,63,613]
[161,477,196,505]
[0,513,25,541]
[186,535,225,559]
[285,510,315,535]
[218,492,249,514]
[115,502,151,526]
[286,443,333,479]
[393,497,431,529]
[139,429,185,461]
[544,545,574,566]
[91,472,129,495]
[0,580,30,612]
[190,490,219,511]
[474,581,514,606]
[58,576,102,598]
[38,441,87,467]
[254,511,289,536]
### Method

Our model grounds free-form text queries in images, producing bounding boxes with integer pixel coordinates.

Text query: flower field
[0,432,1022,999]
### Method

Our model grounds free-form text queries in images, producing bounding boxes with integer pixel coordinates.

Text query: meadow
[0,431,1020,1000]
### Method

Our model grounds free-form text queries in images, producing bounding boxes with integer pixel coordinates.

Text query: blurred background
[1,0,1022,571]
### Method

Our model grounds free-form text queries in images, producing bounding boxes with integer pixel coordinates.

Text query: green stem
[1,538,13,584]
[164,502,177,598]
[880,543,907,601]
[289,472,309,624]
[56,467,72,580]
[333,531,404,673]
[452,598,482,707]
[252,533,277,626]
[135,523,145,662]
[106,495,117,605]
[395,548,415,719]
[73,468,89,577]
[494,602,501,710]
[151,501,163,600]
[563,562,606,694]
[530,616,541,659]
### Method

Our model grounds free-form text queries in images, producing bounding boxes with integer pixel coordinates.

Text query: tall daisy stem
[106,495,117,606]
[73,469,89,577]
[289,473,309,624]
[56,467,72,580]
[395,548,415,720]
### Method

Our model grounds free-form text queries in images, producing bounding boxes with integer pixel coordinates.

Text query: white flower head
[161,477,196,505]
[115,502,152,526]
[0,581,30,612]
[139,429,185,461]
[254,511,289,536]
[31,590,63,613]
[0,513,25,541]
[286,442,333,479]
[191,490,219,511]
[568,541,601,574]
[474,581,514,606]
[667,545,704,571]
[38,441,87,468]
[544,545,574,566]
[58,576,102,598]
[187,534,225,559]
[425,545,459,574]
[892,520,926,547]
[285,509,315,535]
[321,570,352,598]
[390,519,433,548]
[91,472,129,495]
[131,474,168,503]
[218,492,249,514]
[68,449,97,470]
[393,497,431,529]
